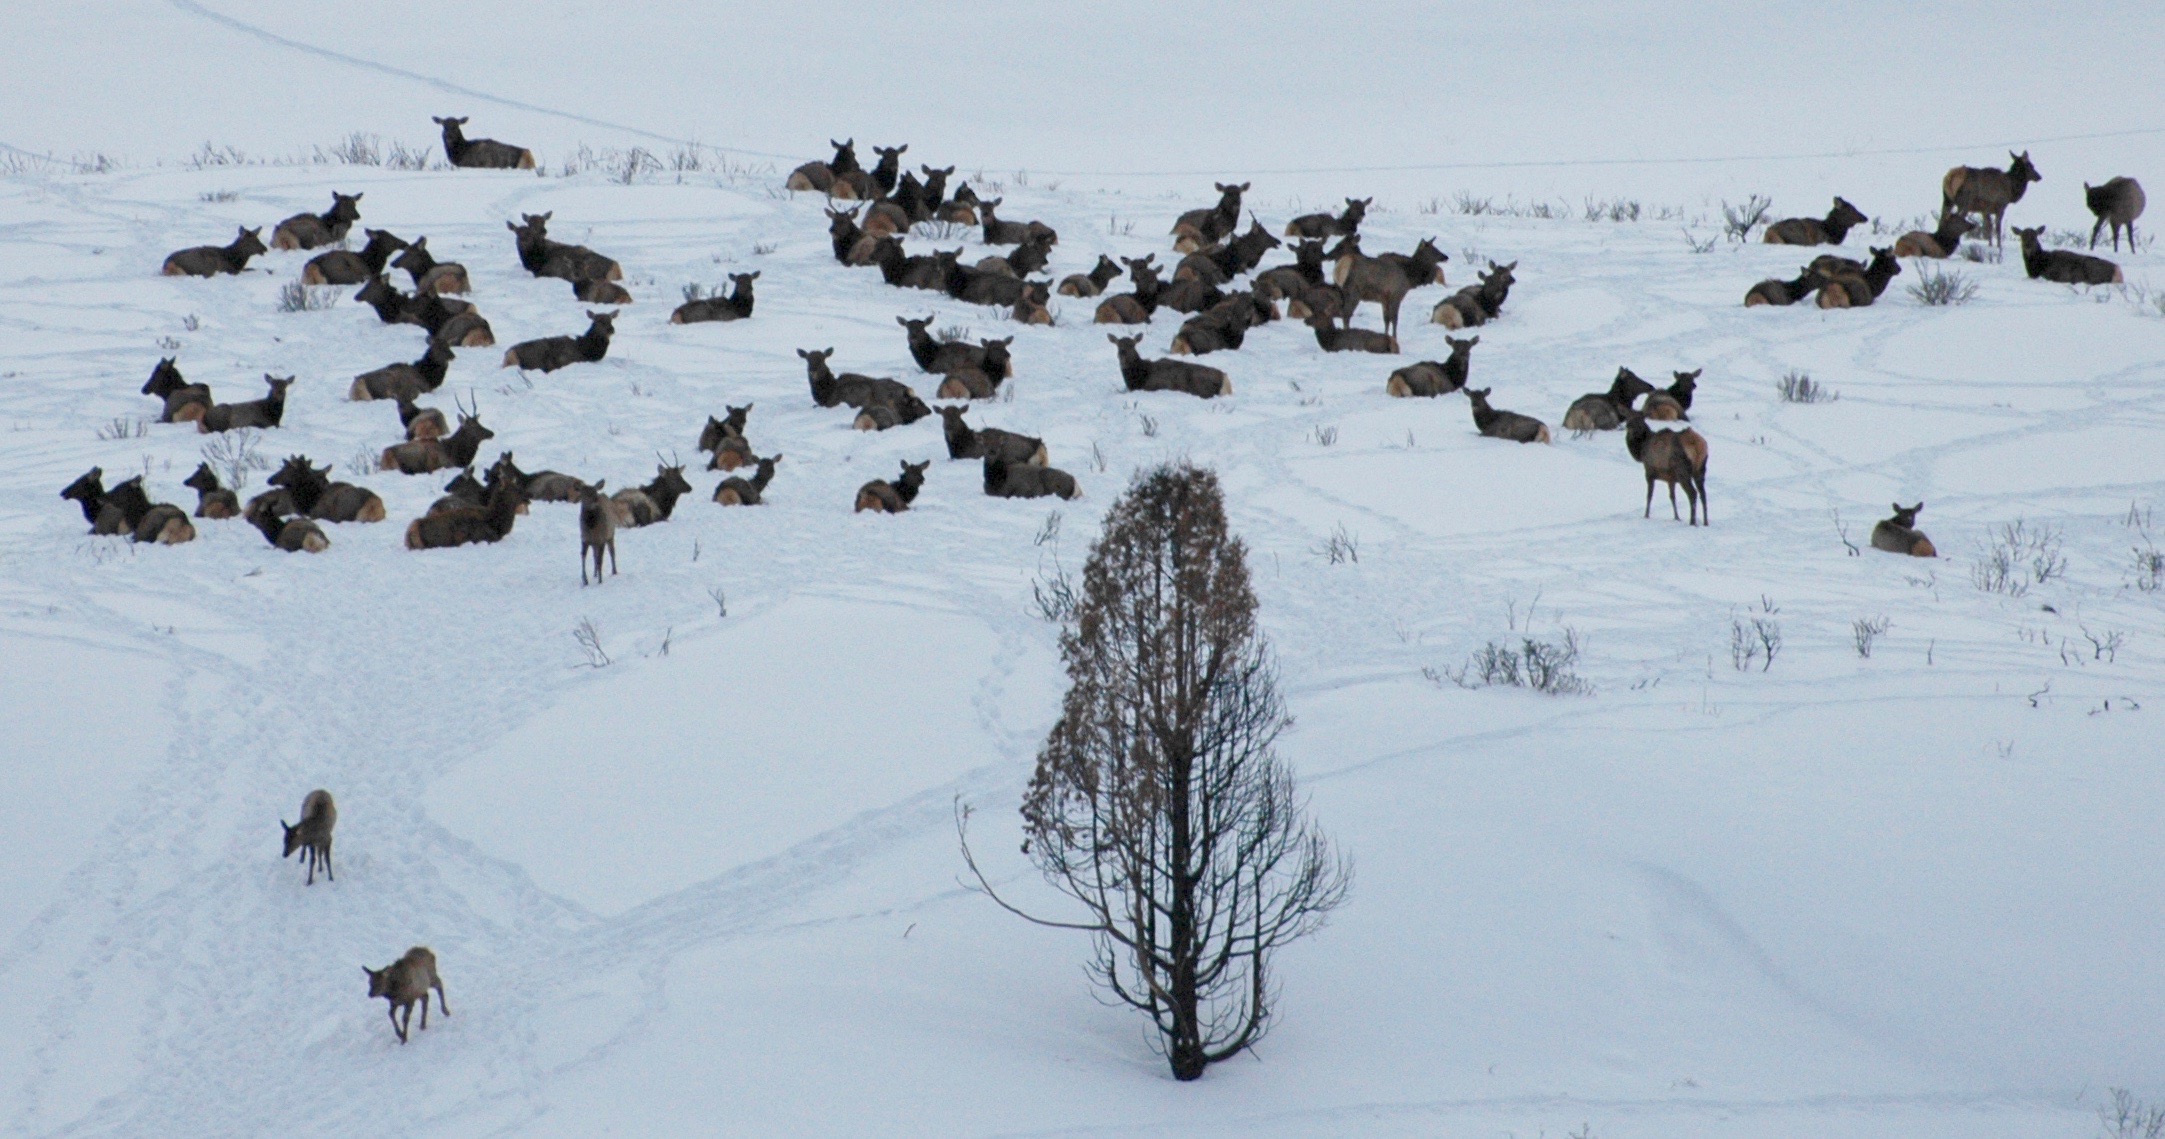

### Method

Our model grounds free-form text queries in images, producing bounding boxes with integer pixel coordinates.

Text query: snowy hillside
[4,3,2165,1137]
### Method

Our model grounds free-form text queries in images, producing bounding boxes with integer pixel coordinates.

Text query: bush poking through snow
[1907,265,1979,306]
[1445,629,1589,695]
[1971,520,2066,596]
[201,428,269,489]
[1853,616,1891,658]
[1314,524,1359,564]
[2101,1088,2165,1139]
[276,282,337,313]
[1722,194,1772,241]
[1730,599,1782,672]
[1777,370,1836,404]
[572,617,611,668]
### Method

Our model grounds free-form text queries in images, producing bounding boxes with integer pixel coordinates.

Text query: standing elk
[1623,410,1709,525]
[578,481,616,585]
[1942,151,2040,248]
[281,789,336,884]
[364,947,449,1044]
[2085,177,2145,251]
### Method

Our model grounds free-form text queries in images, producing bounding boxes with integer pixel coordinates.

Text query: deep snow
[4,3,2165,1137]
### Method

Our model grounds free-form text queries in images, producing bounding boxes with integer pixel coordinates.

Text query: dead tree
[961,461,1350,1081]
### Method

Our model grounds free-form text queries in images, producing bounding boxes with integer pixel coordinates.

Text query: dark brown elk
[862,196,913,241]
[426,466,486,516]
[1763,197,1868,245]
[2013,226,2123,285]
[1176,216,1283,286]
[1641,370,1700,421]
[1743,264,1829,306]
[364,947,448,1044]
[1286,197,1370,239]
[350,340,454,402]
[672,272,758,324]
[394,393,447,441]
[266,454,387,522]
[250,505,329,552]
[1362,236,1450,287]
[1152,275,1225,315]
[1871,502,1937,556]
[405,476,525,549]
[1387,336,1480,397]
[162,226,266,277]
[1465,387,1549,444]
[2085,177,2145,251]
[1109,334,1230,397]
[978,199,1056,246]
[1253,238,1328,304]
[939,405,1047,465]
[949,263,1045,308]
[1431,260,1516,328]
[698,403,753,462]
[932,338,1014,400]
[353,276,494,347]
[1011,279,1054,326]
[435,116,535,169]
[281,789,336,884]
[578,481,616,585]
[491,451,592,503]
[391,237,470,295]
[786,138,858,195]
[1891,211,1977,259]
[506,212,624,282]
[503,310,616,372]
[919,165,955,214]
[1943,151,2040,247]
[608,461,694,528]
[889,170,931,225]
[1560,366,1654,429]
[828,206,870,264]
[1623,410,1708,525]
[1307,313,1397,354]
[303,229,407,286]
[1814,247,1902,308]
[1335,239,1439,338]
[271,192,362,250]
[1093,256,1163,324]
[936,182,981,226]
[184,463,241,519]
[712,454,781,505]
[798,348,931,422]
[854,460,929,513]
[1059,254,1123,297]
[142,357,211,423]
[61,469,196,543]
[984,454,1078,500]
[381,398,493,474]
[1172,182,1248,253]
[868,144,908,196]
[200,375,292,433]
[1170,292,1276,355]
[573,276,633,305]
[869,238,963,292]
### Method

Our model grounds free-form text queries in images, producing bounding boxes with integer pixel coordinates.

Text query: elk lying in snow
[436,115,535,169]
[508,212,624,282]
[1059,254,1123,297]
[271,192,362,251]
[491,452,592,503]
[503,310,617,372]
[698,403,754,468]
[60,469,196,543]
[1640,370,1700,421]
[1812,247,1902,308]
[405,477,525,549]
[1561,366,1655,429]
[918,165,956,219]
[1943,151,2040,247]
[1286,197,1369,239]
[184,463,241,518]
[2013,226,2123,285]
[1743,264,1829,306]
[427,467,486,516]
[249,505,329,552]
[200,375,293,433]
[1253,238,1328,304]
[394,393,447,441]
[381,397,493,474]
[2086,177,2145,251]
[354,276,494,347]
[934,339,1015,400]
[281,789,336,884]
[870,238,962,292]
[365,947,449,1044]
[899,318,1011,378]
[949,262,1048,309]
[979,233,1053,278]
[1170,292,1276,355]
[1891,211,1977,259]
[1307,312,1397,354]
[711,454,781,505]
[1387,336,1480,398]
[1623,410,1708,525]
[350,340,454,402]
[607,461,694,527]
[392,237,470,295]
[1177,216,1283,285]
[798,348,931,424]
[984,454,1078,500]
[143,357,211,423]
[1465,387,1549,443]
[1871,502,1937,556]
[937,182,982,226]
[1430,260,1516,328]
[828,206,875,265]
[978,198,1056,246]
[578,482,616,585]
[1110,334,1231,397]
[572,276,633,305]
[162,226,267,277]
[855,459,929,513]
[1172,182,1249,253]
[1093,256,1164,324]
[264,454,387,523]
[939,405,1046,465]
[787,138,860,196]
[672,272,758,323]
[303,228,408,285]
[1763,197,1867,245]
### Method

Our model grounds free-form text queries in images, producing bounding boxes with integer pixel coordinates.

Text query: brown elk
[1306,312,1397,354]
[1763,197,1868,245]
[1560,366,1655,430]
[281,789,336,884]
[200,375,293,433]
[786,139,858,195]
[1891,211,1978,259]
[2085,177,2145,251]
[391,237,471,295]
[353,276,494,347]
[1109,334,1231,397]
[1743,264,1829,306]
[798,348,931,422]
[142,357,211,423]
[1170,292,1276,355]
[381,396,493,475]
[1386,336,1479,398]
[1335,238,1444,337]
[1640,370,1700,421]
[1058,254,1123,297]
[1943,151,2041,247]
[712,454,781,505]
[249,505,329,553]
[265,455,387,522]
[1871,502,1936,556]
[405,476,525,549]
[61,469,196,544]
[350,340,454,402]
[394,393,447,441]
[983,454,1079,500]
[162,226,266,277]
[1093,256,1163,324]
[978,198,1056,246]
[828,206,869,263]
[1177,216,1282,283]
[502,310,616,372]
[939,405,1047,465]
[303,229,408,286]
[1286,197,1369,239]
[365,947,448,1044]
[491,452,592,504]
[1464,387,1549,444]
[1813,248,1902,308]
[1623,410,1709,525]
[698,403,753,466]
[183,463,241,519]
[2013,226,2123,285]
[578,481,616,585]
[607,460,694,528]
[1431,260,1516,328]
[506,212,624,282]
[671,272,757,323]
[1172,182,1248,253]
[854,459,929,513]
[271,192,362,251]
[435,116,534,168]
[869,238,962,292]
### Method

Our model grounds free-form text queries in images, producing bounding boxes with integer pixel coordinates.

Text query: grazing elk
[938,405,1047,465]
[608,460,694,528]
[249,505,329,553]
[381,396,493,475]
[435,115,535,169]
[142,357,211,423]
[503,310,617,372]
[1640,370,1700,421]
[854,459,929,514]
[786,138,859,195]
[1871,502,1937,556]
[365,947,449,1044]
[1170,291,1276,355]
[1943,151,2041,247]
[1059,254,1123,297]
[1109,334,1231,397]
[671,271,758,324]
[1093,256,1164,324]
[1560,366,1656,430]
[1814,247,1902,308]
[1306,312,1397,354]
[2013,226,2123,285]
[200,375,293,434]
[281,789,336,884]
[303,228,408,286]
[2085,177,2145,251]
[391,237,471,295]
[711,454,781,506]
[1386,336,1480,398]
[578,481,616,585]
[798,348,930,423]
[1763,197,1868,245]
[1286,197,1370,239]
[266,455,387,522]
[1623,410,1709,525]
[1464,387,1550,444]
[184,463,241,519]
[984,454,1079,500]
[271,192,362,251]
[351,340,454,402]
[162,226,267,277]
[1743,264,1829,306]
[405,476,525,549]
[1172,182,1249,252]
[1431,260,1517,328]
[1891,211,1978,259]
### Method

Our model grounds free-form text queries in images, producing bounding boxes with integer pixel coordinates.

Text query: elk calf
[281,789,336,884]
[436,115,535,168]
[2085,177,2145,251]
[2013,226,2123,285]
[1623,410,1709,525]
[1464,388,1549,444]
[579,481,617,584]
[1386,336,1479,397]
[1763,197,1867,245]
[162,227,266,277]
[365,947,448,1044]
[272,192,363,251]
[503,311,617,372]
[855,460,929,513]
[1870,501,1937,556]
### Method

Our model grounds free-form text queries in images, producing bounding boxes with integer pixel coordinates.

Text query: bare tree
[962,462,1350,1081]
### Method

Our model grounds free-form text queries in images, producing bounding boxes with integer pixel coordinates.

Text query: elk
[503,310,617,372]
[938,405,1047,465]
[1347,236,1449,288]
[1464,387,1549,443]
[200,375,292,433]
[1059,254,1123,297]
[1306,312,1397,354]
[405,476,525,549]
[491,451,592,503]
[271,192,362,250]
[1641,370,1700,421]
[61,469,196,544]
[1763,197,1868,245]
[1560,366,1655,429]
[1891,211,1978,259]
[1011,280,1053,326]
[1336,239,1444,337]
[854,459,929,513]
[1871,502,1936,556]
[1172,182,1248,252]
[2086,177,2145,251]
[506,212,624,282]
[249,505,329,552]
[899,317,1003,376]
[578,481,616,585]
[786,138,858,195]
[862,196,913,241]
[381,396,493,474]
[281,789,336,884]
[1170,291,1276,355]
[607,460,693,527]
[868,144,908,196]
[1814,247,1902,308]
[798,348,930,421]
[1743,264,1829,306]
[1623,410,1709,525]
[949,263,1044,308]
[934,338,1014,400]
[435,115,535,168]
[919,165,955,215]
[1431,260,1516,328]
[978,199,1056,246]
[828,206,869,263]
[983,454,1079,500]
[183,463,241,519]
[936,182,982,225]
[1943,151,2041,247]
[350,340,454,402]
[353,276,493,347]
[869,238,962,292]
[427,467,484,516]
[162,226,266,277]
[391,237,470,295]
[671,271,758,323]
[303,228,408,286]
[142,357,211,423]
[712,454,781,505]
[1285,197,1369,239]
[1093,256,1163,324]
[1109,334,1231,397]
[266,454,387,522]
[698,403,754,468]
[1386,336,1480,398]
[1178,216,1283,283]
[1253,238,1328,303]
[364,947,449,1044]
[394,393,447,441]
[889,170,931,225]
[1152,275,1224,315]
[2013,226,2123,285]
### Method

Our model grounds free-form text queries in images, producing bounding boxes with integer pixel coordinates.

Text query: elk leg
[305,851,316,886]
[2092,216,2107,249]
[607,540,617,576]
[391,1003,408,1043]
[323,846,333,883]
[1698,472,1710,526]
[1643,472,1655,519]
[419,993,428,1031]
[1668,480,1681,521]
[436,980,449,1017]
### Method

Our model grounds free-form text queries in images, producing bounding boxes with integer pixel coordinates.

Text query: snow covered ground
[4,2,2165,1136]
